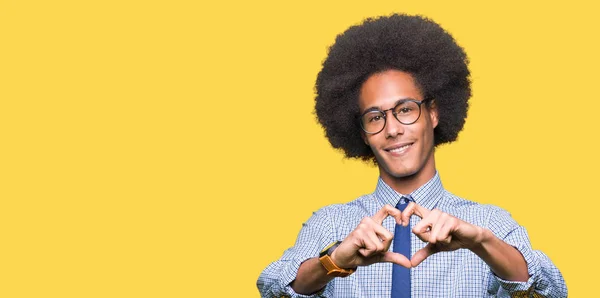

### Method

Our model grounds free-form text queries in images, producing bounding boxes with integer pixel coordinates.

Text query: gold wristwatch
[318,241,356,277]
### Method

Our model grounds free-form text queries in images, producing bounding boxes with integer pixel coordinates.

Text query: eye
[398,107,412,114]
[369,115,383,122]
[395,101,418,114]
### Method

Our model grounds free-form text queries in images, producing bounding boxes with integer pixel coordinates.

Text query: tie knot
[395,195,413,211]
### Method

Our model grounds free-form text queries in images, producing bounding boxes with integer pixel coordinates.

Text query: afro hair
[314,14,471,162]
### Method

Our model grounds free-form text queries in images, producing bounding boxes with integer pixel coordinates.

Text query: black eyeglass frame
[358,98,432,135]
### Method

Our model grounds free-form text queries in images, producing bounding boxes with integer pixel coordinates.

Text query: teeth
[390,144,411,153]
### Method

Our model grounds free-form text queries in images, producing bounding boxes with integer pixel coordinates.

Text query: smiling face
[359,69,439,193]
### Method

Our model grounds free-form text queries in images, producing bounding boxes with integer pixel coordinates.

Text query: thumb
[411,243,438,267]
[381,251,412,269]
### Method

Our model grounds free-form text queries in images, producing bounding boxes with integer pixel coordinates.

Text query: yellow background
[1,0,597,297]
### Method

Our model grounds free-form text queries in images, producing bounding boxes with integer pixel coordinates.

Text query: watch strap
[318,241,356,277]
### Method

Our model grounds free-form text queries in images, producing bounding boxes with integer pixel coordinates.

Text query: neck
[379,155,437,195]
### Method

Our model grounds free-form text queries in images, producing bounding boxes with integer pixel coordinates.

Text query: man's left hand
[400,202,486,267]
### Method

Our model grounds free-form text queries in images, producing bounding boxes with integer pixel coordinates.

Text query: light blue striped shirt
[257,172,567,297]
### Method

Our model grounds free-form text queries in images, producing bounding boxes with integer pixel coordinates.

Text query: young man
[257,14,567,297]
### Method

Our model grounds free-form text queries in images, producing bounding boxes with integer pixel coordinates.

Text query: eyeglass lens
[360,101,421,133]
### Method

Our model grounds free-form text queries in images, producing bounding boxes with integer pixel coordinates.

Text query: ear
[360,130,369,146]
[428,99,439,129]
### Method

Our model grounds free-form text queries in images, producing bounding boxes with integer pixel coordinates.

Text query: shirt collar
[374,171,445,211]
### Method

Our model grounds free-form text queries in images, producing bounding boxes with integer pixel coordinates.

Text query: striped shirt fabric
[257,172,567,297]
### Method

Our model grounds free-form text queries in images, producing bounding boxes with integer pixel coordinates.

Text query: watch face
[320,241,340,257]
[327,243,339,256]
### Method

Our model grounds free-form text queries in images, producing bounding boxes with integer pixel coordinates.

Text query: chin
[381,162,420,179]
[389,168,419,179]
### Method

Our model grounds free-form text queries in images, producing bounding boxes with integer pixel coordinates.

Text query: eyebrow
[361,97,418,114]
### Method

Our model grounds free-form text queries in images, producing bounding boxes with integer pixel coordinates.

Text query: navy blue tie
[391,196,413,298]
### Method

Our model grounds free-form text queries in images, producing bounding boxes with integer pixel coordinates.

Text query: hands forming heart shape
[330,203,485,269]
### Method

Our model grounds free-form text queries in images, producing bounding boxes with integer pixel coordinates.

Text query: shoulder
[305,194,378,237]
[439,191,513,228]
[313,193,378,219]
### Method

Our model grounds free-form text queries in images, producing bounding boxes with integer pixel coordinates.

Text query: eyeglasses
[359,98,431,134]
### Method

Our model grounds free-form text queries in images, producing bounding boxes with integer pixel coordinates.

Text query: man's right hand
[330,204,412,269]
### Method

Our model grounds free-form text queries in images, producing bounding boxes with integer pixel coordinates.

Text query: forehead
[358,70,423,110]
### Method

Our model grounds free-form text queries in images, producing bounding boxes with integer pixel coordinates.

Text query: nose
[383,110,405,139]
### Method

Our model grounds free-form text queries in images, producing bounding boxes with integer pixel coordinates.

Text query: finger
[357,230,380,257]
[381,251,412,268]
[413,204,431,219]
[412,209,440,242]
[435,218,455,245]
[428,212,449,244]
[372,204,403,225]
[411,243,438,267]
[372,222,394,250]
[400,203,413,226]
[366,228,386,253]
[401,202,431,225]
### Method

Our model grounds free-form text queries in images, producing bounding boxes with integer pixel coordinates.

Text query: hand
[401,202,485,267]
[330,205,412,270]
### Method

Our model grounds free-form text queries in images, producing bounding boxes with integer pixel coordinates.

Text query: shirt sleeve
[257,206,338,298]
[486,207,568,297]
